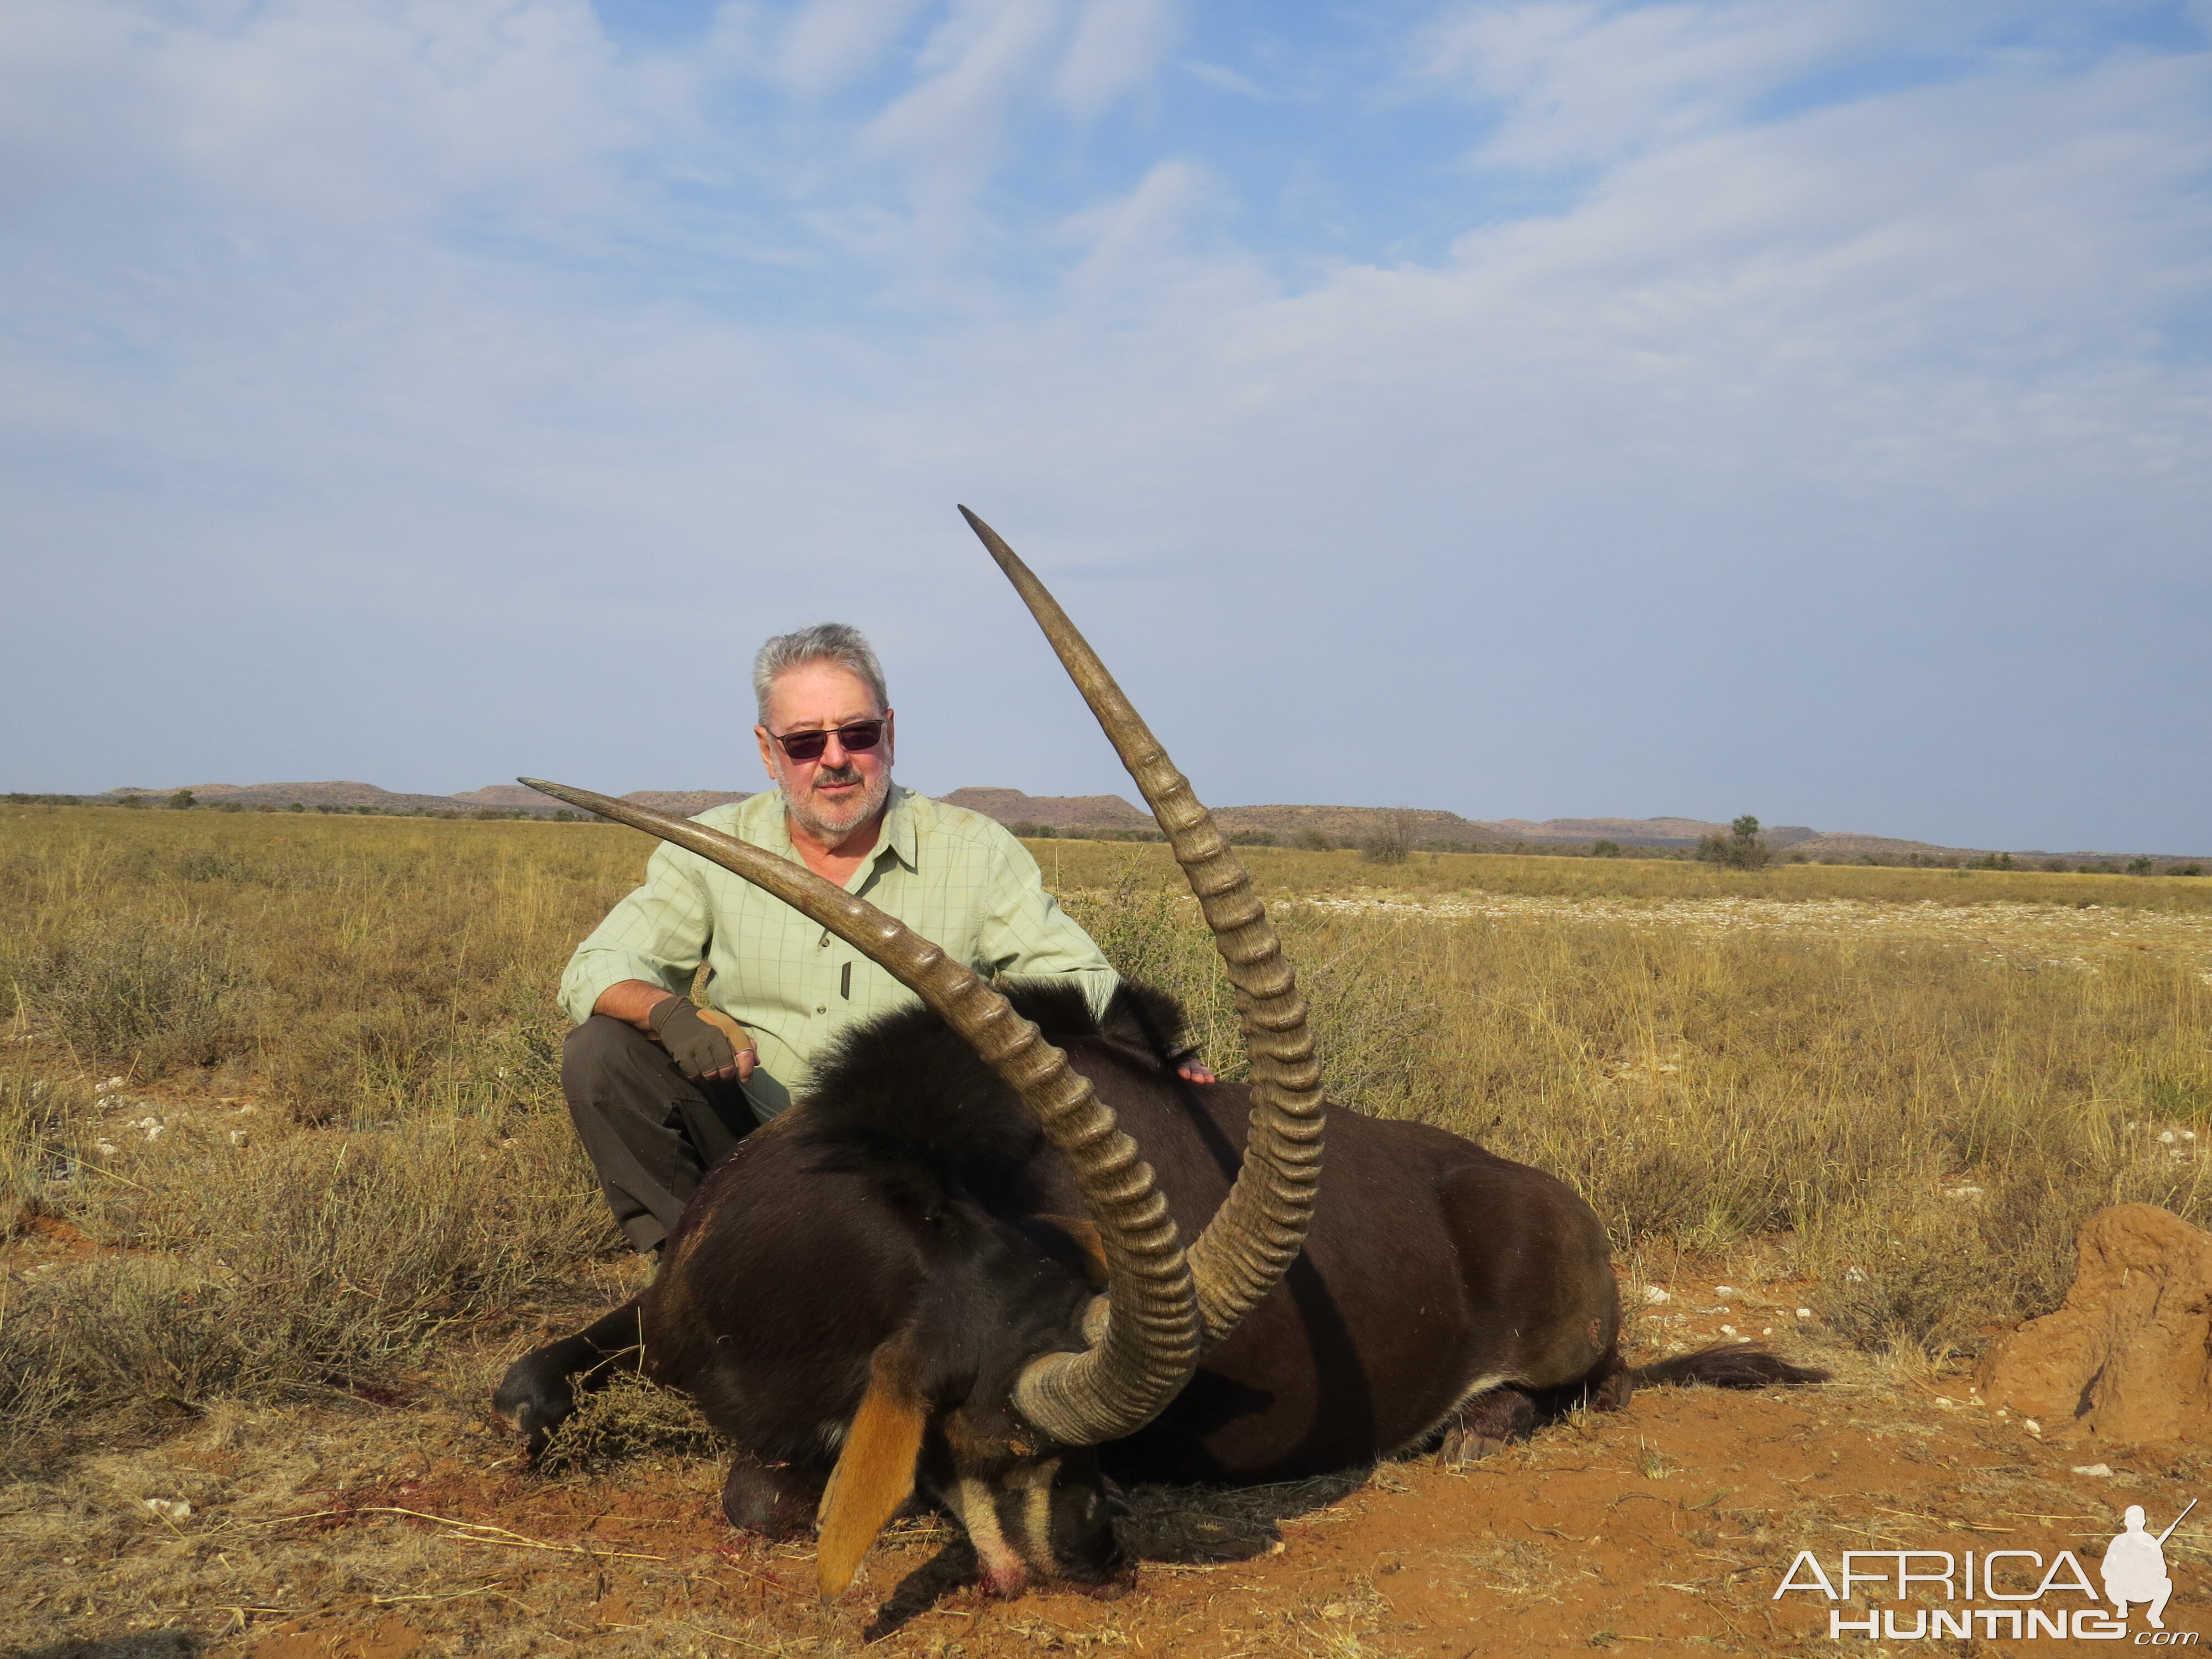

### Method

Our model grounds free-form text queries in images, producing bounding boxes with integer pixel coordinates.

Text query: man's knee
[562,1014,670,1096]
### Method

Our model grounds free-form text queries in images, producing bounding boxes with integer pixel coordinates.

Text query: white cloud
[3,1,2209,846]
[1052,0,1175,121]
[859,0,1066,224]
[1058,159,1227,294]
[1420,0,1959,170]
[778,0,932,98]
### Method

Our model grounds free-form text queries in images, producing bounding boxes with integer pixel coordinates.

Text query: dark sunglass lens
[777,720,884,761]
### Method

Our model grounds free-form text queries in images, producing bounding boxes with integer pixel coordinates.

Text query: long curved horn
[518,779,1198,1448]
[958,508,1326,1346]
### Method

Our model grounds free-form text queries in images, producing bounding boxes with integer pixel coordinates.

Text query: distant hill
[938,787,1154,833]
[936,795,2204,868]
[58,779,2199,865]
[1200,806,1822,851]
[96,781,750,818]
[106,780,483,814]
[623,791,751,816]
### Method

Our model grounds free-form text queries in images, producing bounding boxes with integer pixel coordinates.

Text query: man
[2103,1504,2180,1630]
[557,622,1212,1254]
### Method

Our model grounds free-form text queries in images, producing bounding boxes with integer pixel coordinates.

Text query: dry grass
[0,807,632,1121]
[1027,832,2212,912]
[1060,846,2212,1355]
[2,1113,607,1457]
[3,801,2209,1469]
[5,802,2212,1656]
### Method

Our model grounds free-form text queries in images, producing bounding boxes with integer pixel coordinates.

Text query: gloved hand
[649,997,753,1082]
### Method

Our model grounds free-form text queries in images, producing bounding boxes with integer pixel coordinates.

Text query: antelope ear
[1035,1214,1110,1288]
[816,1332,927,1601]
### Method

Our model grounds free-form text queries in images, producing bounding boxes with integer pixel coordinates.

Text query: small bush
[1360,810,1415,865]
[1808,1164,2098,1357]
[0,1070,91,1234]
[1694,815,1771,871]
[30,915,251,1076]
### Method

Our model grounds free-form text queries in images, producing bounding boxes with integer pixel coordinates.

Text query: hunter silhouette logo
[1773,1499,2199,1641]
[2105,1501,2194,1631]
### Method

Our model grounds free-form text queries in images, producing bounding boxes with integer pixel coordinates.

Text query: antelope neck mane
[794,980,1192,1219]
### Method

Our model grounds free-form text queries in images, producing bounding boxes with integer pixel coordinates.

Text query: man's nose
[818,733,849,767]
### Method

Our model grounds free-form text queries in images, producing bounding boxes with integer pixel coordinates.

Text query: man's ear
[754,724,780,784]
[816,1328,927,1601]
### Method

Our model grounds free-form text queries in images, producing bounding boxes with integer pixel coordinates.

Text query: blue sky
[2,0,2208,852]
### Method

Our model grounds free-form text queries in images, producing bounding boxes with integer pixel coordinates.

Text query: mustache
[812,764,864,789]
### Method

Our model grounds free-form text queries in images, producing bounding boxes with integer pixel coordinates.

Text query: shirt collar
[878,785,919,873]
[763,784,917,875]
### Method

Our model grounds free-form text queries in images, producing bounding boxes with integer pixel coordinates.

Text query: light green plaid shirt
[559,785,1118,1120]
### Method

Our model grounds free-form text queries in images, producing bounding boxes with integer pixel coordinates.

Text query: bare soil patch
[8,1275,2204,1659]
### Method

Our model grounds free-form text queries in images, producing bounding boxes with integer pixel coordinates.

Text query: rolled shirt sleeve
[556,841,717,1026]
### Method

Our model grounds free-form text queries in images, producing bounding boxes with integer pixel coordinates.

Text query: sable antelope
[495,509,1822,1601]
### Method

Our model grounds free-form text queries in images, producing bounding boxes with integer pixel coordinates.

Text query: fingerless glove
[649,997,739,1080]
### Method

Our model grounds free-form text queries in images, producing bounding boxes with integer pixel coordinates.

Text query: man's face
[756,663,895,848]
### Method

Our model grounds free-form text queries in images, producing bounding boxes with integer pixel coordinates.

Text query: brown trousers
[562,1015,758,1254]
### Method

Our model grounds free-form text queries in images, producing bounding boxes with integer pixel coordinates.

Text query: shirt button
[816,1005,826,1014]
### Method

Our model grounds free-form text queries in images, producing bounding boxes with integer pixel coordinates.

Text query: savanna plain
[6,807,2212,1657]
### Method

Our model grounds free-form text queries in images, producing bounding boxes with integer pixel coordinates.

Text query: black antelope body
[494,509,1822,1601]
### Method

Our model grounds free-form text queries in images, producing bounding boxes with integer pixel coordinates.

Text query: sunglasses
[767,718,886,763]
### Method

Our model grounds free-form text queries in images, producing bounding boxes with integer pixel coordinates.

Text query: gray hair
[753,623,889,724]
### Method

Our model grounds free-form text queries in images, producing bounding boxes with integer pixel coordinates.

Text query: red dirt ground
[10,1249,2209,1657]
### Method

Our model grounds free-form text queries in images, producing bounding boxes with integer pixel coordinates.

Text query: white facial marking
[953,1477,1028,1596]
[1008,1457,1062,1564]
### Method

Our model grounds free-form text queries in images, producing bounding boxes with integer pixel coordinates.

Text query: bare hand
[1175,1059,1217,1085]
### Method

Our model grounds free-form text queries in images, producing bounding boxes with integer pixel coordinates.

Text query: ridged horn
[958,508,1326,1347]
[517,778,1198,1447]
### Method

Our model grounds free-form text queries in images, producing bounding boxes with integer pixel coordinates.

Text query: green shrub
[1694,815,1771,870]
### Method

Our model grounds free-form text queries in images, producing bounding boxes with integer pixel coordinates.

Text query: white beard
[784,761,891,846]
